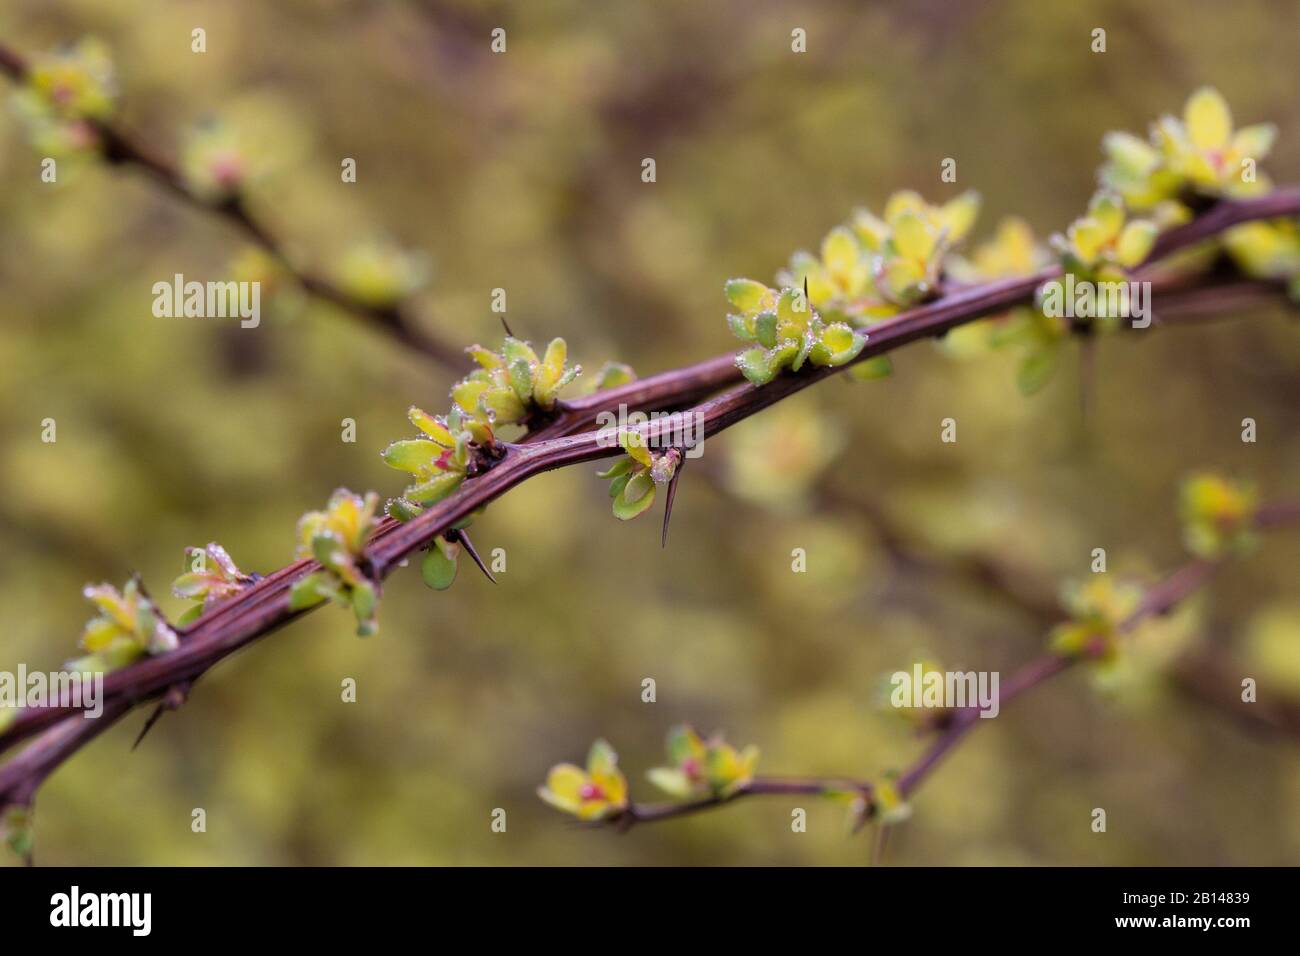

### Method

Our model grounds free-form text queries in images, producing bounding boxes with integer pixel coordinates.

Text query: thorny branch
[0,189,1298,827]
[2,37,1300,852]
[0,40,468,371]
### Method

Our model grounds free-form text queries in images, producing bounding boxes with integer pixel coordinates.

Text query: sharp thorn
[499,315,515,338]
[453,529,496,583]
[661,452,685,549]
[131,680,192,751]
[131,703,167,751]
[132,573,156,603]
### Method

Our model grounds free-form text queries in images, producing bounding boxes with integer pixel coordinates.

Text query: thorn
[131,573,156,604]
[131,681,192,751]
[661,451,685,549]
[131,704,166,751]
[499,315,515,338]
[451,529,496,583]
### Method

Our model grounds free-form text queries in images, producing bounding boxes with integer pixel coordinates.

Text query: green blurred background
[2,0,1299,865]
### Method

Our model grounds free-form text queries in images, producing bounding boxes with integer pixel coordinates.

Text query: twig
[597,515,1295,831]
[0,699,130,809]
[814,483,1300,745]
[620,776,873,826]
[0,38,467,371]
[893,559,1219,799]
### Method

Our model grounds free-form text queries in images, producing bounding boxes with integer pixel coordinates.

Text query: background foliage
[1,0,1298,864]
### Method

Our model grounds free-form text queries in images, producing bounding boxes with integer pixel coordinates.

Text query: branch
[0,39,467,371]
[895,558,1219,798]
[813,481,1300,743]
[597,507,1298,832]
[620,776,874,827]
[0,700,130,809]
[1,189,1298,826]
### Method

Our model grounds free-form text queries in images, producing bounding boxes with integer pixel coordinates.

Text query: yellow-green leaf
[891,211,937,262]
[613,476,657,520]
[821,227,860,276]
[1116,219,1158,268]
[382,439,441,474]
[619,430,653,468]
[421,542,458,590]
[939,190,981,242]
[405,470,465,505]
[408,406,454,446]
[724,278,771,313]
[1231,123,1277,161]
[1185,86,1232,151]
[1087,192,1125,243]
[451,380,488,415]
[736,347,775,385]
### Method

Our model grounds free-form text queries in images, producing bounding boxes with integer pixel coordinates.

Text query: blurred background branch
[584,505,1299,843]
[0,37,468,371]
